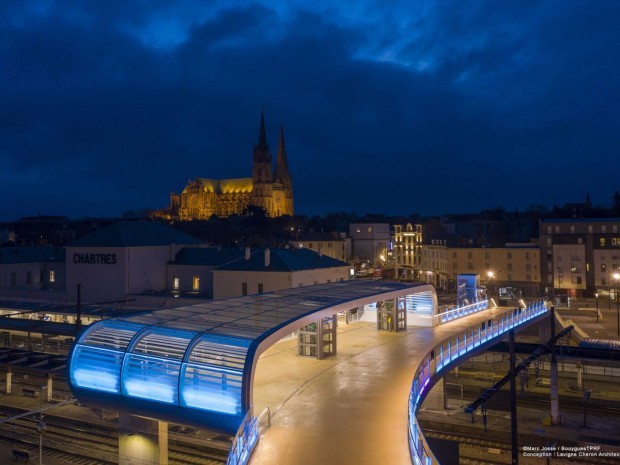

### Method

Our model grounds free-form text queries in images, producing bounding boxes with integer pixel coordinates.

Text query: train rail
[0,404,229,465]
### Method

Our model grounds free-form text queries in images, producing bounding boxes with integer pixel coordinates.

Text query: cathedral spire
[258,109,268,148]
[275,123,291,181]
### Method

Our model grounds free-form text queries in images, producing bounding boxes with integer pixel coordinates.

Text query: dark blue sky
[1,1,619,220]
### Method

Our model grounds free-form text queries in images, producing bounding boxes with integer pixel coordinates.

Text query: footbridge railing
[433,299,489,326]
[408,300,548,465]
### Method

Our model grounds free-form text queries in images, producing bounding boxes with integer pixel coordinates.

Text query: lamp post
[583,389,592,428]
[38,386,47,465]
[487,270,500,301]
[614,273,620,337]
[595,293,599,322]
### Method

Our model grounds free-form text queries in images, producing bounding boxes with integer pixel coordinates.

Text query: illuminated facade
[164,112,293,220]
[540,218,620,297]
[349,223,390,268]
[420,242,448,290]
[289,231,352,262]
[393,223,422,279]
[447,244,541,297]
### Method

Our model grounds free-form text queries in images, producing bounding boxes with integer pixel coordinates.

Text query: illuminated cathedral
[162,112,293,220]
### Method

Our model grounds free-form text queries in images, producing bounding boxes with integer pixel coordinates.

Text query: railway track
[0,404,229,464]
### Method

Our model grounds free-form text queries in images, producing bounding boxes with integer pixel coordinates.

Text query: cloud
[0,0,619,220]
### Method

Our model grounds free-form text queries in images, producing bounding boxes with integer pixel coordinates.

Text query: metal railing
[226,406,271,465]
[408,300,548,465]
[433,299,489,326]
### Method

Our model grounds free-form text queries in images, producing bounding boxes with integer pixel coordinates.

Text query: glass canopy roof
[68,280,434,432]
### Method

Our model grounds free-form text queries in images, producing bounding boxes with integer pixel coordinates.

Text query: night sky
[2,1,619,220]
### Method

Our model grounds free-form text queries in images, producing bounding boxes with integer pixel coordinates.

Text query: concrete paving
[250,307,510,465]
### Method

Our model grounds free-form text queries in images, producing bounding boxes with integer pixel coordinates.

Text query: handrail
[257,406,271,430]
[433,299,489,326]
[408,300,549,464]
[226,406,272,465]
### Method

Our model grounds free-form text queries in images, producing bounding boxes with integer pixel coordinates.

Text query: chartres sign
[73,253,117,265]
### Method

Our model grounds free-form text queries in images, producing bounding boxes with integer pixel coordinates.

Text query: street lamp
[487,270,500,300]
[595,293,599,322]
[614,273,620,337]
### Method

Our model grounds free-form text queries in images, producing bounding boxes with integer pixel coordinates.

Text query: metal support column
[119,413,168,465]
[509,329,518,465]
[549,307,559,425]
[46,374,53,402]
[5,367,11,394]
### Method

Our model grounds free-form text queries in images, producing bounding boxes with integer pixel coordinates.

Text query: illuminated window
[571,266,577,273]
[600,238,606,247]
[368,227,372,233]
[192,276,200,291]
[173,276,179,290]
[49,270,55,283]
[601,264,606,272]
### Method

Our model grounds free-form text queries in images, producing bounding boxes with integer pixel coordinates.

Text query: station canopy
[68,280,435,433]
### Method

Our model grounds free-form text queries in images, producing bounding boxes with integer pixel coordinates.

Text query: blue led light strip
[408,300,548,465]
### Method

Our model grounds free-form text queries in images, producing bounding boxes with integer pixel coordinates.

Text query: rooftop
[216,248,349,272]
[0,247,65,264]
[69,222,201,248]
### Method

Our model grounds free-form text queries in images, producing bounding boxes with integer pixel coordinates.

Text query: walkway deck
[250,307,514,465]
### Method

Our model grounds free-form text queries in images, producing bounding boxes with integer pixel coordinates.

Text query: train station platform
[249,307,511,465]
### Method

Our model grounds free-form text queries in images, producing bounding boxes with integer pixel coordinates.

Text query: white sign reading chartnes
[73,253,117,265]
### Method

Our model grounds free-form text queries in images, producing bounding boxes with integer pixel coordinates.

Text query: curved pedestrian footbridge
[66,280,546,465]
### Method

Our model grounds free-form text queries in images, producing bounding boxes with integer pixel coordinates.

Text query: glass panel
[80,321,143,350]
[188,337,249,370]
[122,354,181,404]
[132,329,194,360]
[180,363,243,415]
[70,346,123,393]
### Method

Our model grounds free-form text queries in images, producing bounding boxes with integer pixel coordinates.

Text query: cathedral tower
[272,124,294,216]
[251,110,274,213]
